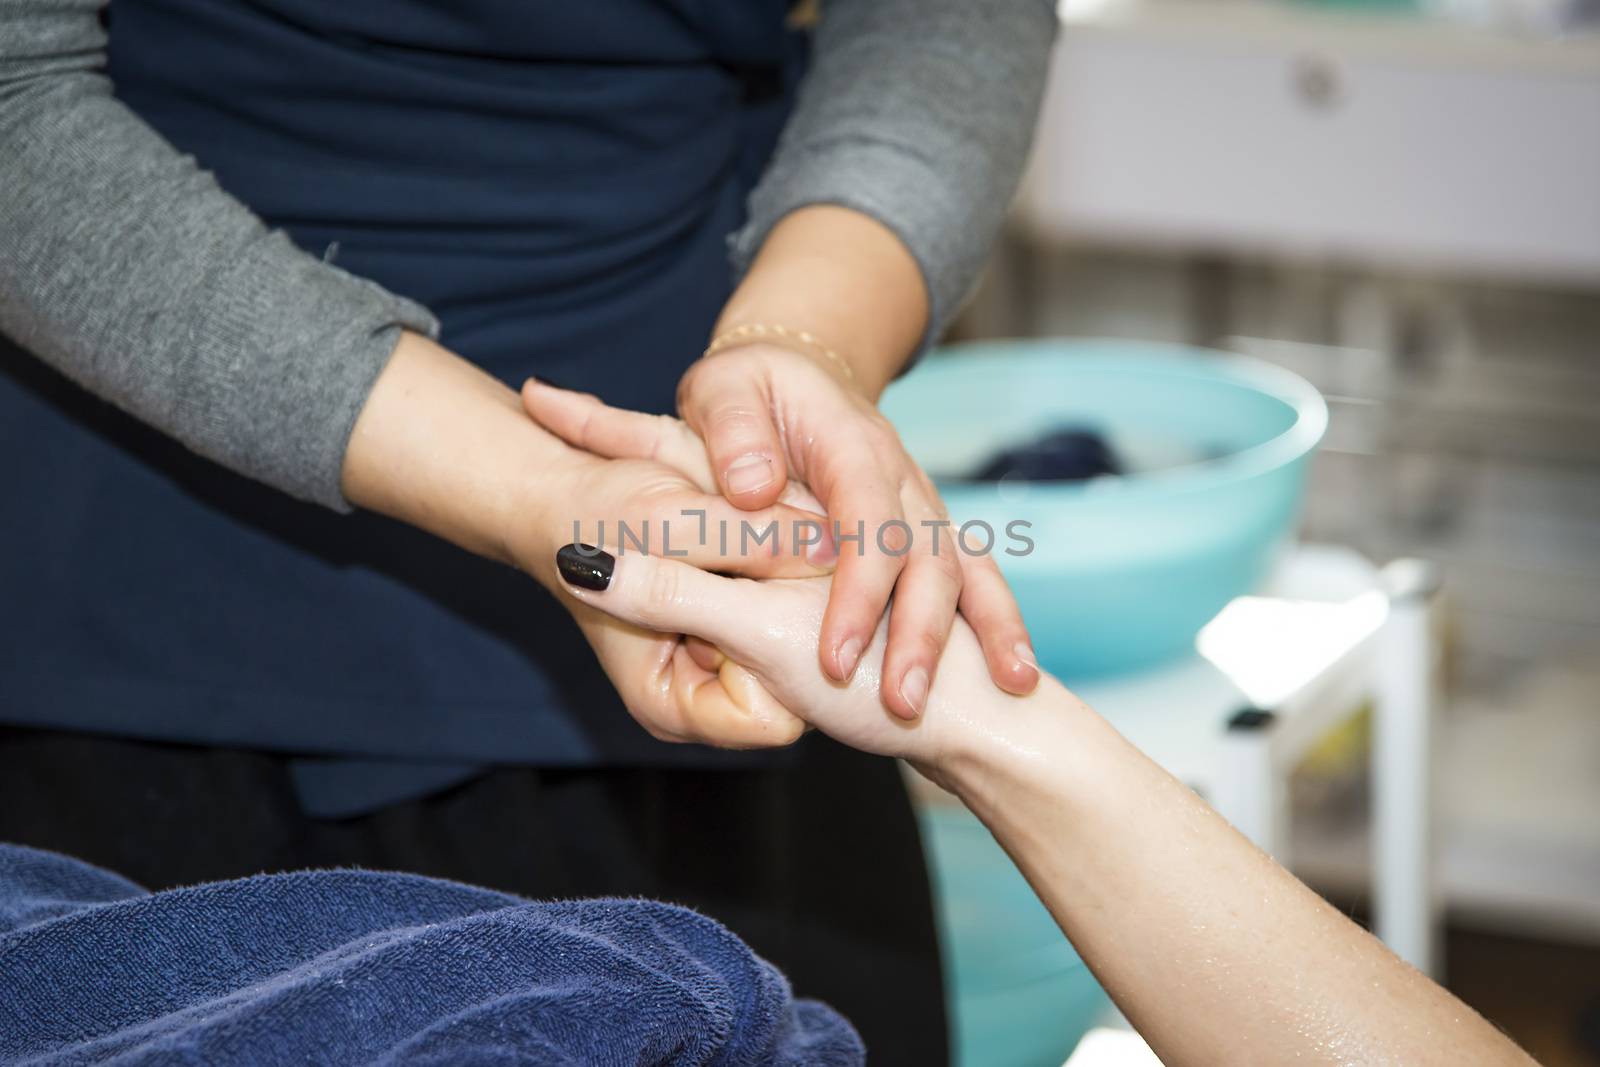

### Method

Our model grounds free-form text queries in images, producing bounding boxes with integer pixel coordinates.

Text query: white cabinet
[1019,3,1600,284]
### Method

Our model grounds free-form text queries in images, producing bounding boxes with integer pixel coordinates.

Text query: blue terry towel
[0,844,864,1065]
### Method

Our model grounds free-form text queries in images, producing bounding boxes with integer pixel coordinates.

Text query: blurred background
[902,0,1600,1063]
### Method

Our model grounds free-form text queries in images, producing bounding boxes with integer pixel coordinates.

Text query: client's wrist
[932,676,1113,817]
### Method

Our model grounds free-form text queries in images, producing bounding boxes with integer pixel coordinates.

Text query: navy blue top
[0,0,804,803]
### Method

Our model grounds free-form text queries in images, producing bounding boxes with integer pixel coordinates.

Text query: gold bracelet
[702,323,855,383]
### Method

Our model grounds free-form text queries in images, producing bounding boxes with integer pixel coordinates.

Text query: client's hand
[523,381,1030,779]
[521,438,830,751]
[554,548,1002,780]
[515,377,846,752]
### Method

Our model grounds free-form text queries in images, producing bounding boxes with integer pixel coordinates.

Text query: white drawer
[1019,5,1600,283]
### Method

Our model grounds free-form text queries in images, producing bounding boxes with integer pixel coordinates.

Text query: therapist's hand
[686,205,1039,719]
[343,329,811,750]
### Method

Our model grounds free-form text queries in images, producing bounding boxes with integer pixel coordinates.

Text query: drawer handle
[1292,54,1343,112]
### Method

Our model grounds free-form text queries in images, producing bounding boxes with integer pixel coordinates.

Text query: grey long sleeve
[0,0,439,510]
[730,0,1059,352]
[1,0,1053,514]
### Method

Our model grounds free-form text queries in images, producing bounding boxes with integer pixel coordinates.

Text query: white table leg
[1373,559,1443,977]
[1215,707,1286,858]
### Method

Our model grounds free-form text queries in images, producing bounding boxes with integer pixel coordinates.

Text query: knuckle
[676,363,723,419]
[989,585,1026,621]
[680,356,716,388]
[961,581,1012,623]
[860,409,897,439]
[708,407,769,441]
[643,494,682,526]
[917,627,949,659]
[641,563,683,620]
[967,603,1011,631]
[865,428,901,459]
[876,521,912,557]
[774,718,808,746]
[982,601,1028,636]
[733,719,806,751]
[826,598,877,641]
[977,605,1025,639]
[648,414,679,457]
[572,404,600,448]
[630,706,686,744]
[864,551,908,588]
[963,557,1012,594]
[964,548,1005,576]
[913,548,963,588]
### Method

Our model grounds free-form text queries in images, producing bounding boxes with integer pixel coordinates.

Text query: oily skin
[534,387,1537,1067]
[565,559,1537,1067]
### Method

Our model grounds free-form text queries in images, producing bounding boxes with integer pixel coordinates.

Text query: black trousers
[0,726,948,1064]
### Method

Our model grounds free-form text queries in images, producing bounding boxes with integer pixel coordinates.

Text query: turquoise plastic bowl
[881,340,1327,680]
[919,804,1110,1066]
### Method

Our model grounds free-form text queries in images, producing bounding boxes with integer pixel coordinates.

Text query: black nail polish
[557,544,613,591]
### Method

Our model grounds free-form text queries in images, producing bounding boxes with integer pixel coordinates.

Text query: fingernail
[1014,641,1038,669]
[900,666,930,717]
[836,636,863,679]
[726,454,775,495]
[556,543,613,591]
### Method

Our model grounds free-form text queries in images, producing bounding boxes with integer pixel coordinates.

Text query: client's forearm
[540,496,1532,1066]
[942,684,1533,1067]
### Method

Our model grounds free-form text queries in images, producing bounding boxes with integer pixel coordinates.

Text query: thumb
[554,543,761,664]
[679,367,788,510]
